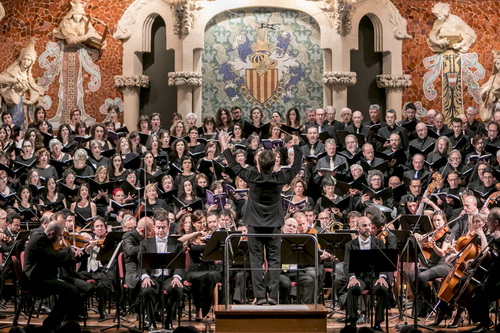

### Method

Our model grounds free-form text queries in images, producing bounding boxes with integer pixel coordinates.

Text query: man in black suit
[24,221,81,331]
[449,117,471,155]
[123,216,154,308]
[346,111,370,137]
[337,107,353,130]
[403,154,430,183]
[343,216,389,331]
[220,131,302,305]
[378,109,408,150]
[465,106,487,137]
[140,213,184,330]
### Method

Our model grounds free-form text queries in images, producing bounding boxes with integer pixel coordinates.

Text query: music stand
[230,239,251,304]
[399,216,435,331]
[281,235,317,304]
[202,231,241,261]
[96,232,125,264]
[140,251,186,331]
[349,249,399,331]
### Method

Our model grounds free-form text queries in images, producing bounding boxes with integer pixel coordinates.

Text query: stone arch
[343,0,412,114]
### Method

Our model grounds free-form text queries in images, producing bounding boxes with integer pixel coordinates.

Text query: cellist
[465,208,500,333]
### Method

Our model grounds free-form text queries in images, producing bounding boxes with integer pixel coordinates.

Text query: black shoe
[472,322,494,333]
[164,320,173,330]
[255,298,267,305]
[268,298,277,305]
[373,325,384,333]
[357,314,368,324]
[40,305,51,314]
[430,309,450,326]
[448,309,465,328]
[337,317,347,323]
[99,312,109,320]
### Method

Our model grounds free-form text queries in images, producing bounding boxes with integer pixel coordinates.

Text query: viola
[433,225,450,242]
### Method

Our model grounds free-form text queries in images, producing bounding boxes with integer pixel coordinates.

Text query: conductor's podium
[214,304,328,333]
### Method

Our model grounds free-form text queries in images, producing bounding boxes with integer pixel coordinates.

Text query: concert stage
[214,304,328,333]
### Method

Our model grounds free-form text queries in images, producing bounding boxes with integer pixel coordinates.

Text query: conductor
[220,131,302,305]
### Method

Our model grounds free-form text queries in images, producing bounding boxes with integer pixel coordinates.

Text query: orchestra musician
[24,221,82,331]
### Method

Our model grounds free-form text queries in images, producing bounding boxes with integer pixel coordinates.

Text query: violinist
[0,211,21,261]
[466,209,500,333]
[24,221,81,331]
[409,210,452,319]
[369,209,397,250]
[179,210,220,322]
[78,217,114,320]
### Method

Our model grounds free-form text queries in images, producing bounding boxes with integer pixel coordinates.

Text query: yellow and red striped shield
[245,68,278,104]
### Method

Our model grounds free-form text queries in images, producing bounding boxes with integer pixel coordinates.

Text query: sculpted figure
[53,0,106,49]
[0,38,45,125]
[427,3,476,53]
[0,2,5,22]
[480,51,500,121]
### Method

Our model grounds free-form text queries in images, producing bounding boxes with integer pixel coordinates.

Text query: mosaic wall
[0,0,131,124]
[201,8,323,119]
[0,0,499,124]
[392,0,500,114]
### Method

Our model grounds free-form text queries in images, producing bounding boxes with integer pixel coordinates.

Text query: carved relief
[384,0,411,40]
[167,0,215,38]
[114,75,150,89]
[0,2,5,22]
[307,0,356,36]
[376,74,412,91]
[114,0,150,41]
[323,71,357,88]
[168,72,202,86]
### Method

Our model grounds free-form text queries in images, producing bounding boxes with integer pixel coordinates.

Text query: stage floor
[0,301,476,332]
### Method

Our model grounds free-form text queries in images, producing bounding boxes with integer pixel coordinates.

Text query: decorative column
[376,74,412,115]
[114,75,149,130]
[168,71,202,117]
[323,71,357,111]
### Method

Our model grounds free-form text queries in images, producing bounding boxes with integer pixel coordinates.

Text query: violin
[416,172,442,215]
[377,230,388,243]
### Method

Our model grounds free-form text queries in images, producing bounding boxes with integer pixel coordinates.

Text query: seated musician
[343,216,389,331]
[24,221,81,331]
[466,208,500,333]
[141,210,184,330]
[178,210,221,322]
[408,210,452,319]
[122,216,154,311]
[78,217,115,320]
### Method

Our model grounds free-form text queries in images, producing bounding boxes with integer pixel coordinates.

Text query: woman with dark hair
[116,137,138,165]
[216,107,233,132]
[15,138,36,166]
[229,123,247,147]
[174,156,196,187]
[23,128,44,151]
[14,185,38,221]
[57,123,76,153]
[29,106,53,133]
[129,131,147,155]
[108,153,125,182]
[70,182,97,227]
[201,116,217,140]
[60,169,78,203]
[287,178,314,213]
[179,210,221,321]
[0,124,14,152]
[107,105,123,130]
[39,176,66,213]
[186,126,205,159]
[141,151,161,185]
[69,108,82,134]
[174,178,202,220]
[170,138,189,167]
[286,107,301,129]
[146,134,169,170]
[314,177,343,219]
[137,115,151,136]
[159,129,171,153]
[175,212,193,236]
[87,123,112,151]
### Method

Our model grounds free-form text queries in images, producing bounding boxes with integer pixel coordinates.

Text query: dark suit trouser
[79,269,114,314]
[467,281,500,326]
[248,226,281,299]
[31,279,79,331]
[141,276,182,325]
[346,277,388,324]
[279,267,316,304]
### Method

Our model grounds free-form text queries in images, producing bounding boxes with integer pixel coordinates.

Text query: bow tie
[157,238,168,243]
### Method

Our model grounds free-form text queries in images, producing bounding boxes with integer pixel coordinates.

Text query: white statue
[427,3,476,53]
[480,51,500,121]
[0,2,5,22]
[53,0,106,50]
[0,38,45,126]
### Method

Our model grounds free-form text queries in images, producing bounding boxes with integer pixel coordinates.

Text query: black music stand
[230,239,251,304]
[281,235,317,304]
[202,231,241,261]
[317,233,354,317]
[348,249,398,331]
[140,251,186,331]
[399,215,435,331]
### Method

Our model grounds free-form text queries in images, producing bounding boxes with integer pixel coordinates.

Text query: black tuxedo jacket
[141,236,184,279]
[343,236,387,280]
[224,146,302,228]
[123,229,143,288]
